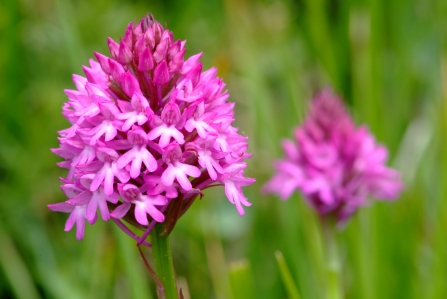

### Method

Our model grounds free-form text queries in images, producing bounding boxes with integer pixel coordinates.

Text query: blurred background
[1,0,447,298]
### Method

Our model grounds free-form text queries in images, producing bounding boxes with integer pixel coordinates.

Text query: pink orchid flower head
[49,14,255,243]
[263,89,403,225]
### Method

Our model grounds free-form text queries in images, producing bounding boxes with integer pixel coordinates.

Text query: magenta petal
[165,187,178,198]
[122,23,133,48]
[147,125,163,141]
[153,60,170,85]
[111,202,131,219]
[118,41,133,64]
[117,149,134,169]
[86,196,98,221]
[48,202,75,213]
[200,67,217,84]
[64,211,77,231]
[168,49,185,73]
[130,156,143,178]
[141,150,158,172]
[103,168,115,195]
[60,184,80,198]
[187,64,202,87]
[181,53,202,75]
[224,180,249,216]
[205,159,217,180]
[138,48,154,71]
[171,129,185,144]
[90,166,106,192]
[115,167,131,184]
[153,38,169,63]
[181,163,201,177]
[66,191,92,205]
[104,126,117,141]
[176,172,192,191]
[64,205,87,240]
[161,164,176,186]
[107,37,119,59]
[94,52,110,74]
[108,59,125,83]
[150,195,168,206]
[75,216,86,240]
[72,74,87,91]
[146,205,164,222]
[158,130,172,148]
[98,196,111,221]
[134,203,149,225]
[122,115,139,131]
[122,72,141,97]
[87,212,97,225]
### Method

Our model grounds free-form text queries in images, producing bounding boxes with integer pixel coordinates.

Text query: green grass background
[1,0,446,298]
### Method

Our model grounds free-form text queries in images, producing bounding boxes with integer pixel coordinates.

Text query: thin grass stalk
[275,251,302,299]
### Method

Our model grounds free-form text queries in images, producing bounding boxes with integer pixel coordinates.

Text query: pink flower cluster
[49,14,254,241]
[263,90,403,224]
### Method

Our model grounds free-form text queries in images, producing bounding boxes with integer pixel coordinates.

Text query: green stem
[151,223,178,299]
[323,221,342,299]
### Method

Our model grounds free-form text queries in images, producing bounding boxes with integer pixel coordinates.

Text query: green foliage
[0,0,446,298]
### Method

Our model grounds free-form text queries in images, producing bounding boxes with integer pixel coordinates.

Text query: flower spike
[263,89,403,225]
[49,14,255,242]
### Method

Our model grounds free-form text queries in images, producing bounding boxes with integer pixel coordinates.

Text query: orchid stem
[151,222,178,299]
[323,220,343,299]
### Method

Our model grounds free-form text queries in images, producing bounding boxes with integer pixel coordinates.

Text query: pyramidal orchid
[263,89,403,225]
[49,14,255,244]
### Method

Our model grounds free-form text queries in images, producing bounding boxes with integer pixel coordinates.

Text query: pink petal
[153,60,170,85]
[147,125,163,141]
[145,205,164,222]
[75,217,86,240]
[134,203,149,225]
[94,52,110,74]
[64,210,77,231]
[158,130,172,148]
[111,202,131,219]
[117,149,136,169]
[180,163,201,177]
[138,47,154,71]
[130,156,143,178]
[86,196,98,221]
[181,53,202,75]
[103,168,115,195]
[161,164,176,186]
[66,191,92,205]
[48,202,75,213]
[90,166,107,192]
[98,195,111,221]
[175,171,192,191]
[170,128,185,145]
[122,72,141,97]
[122,114,139,131]
[141,149,158,172]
